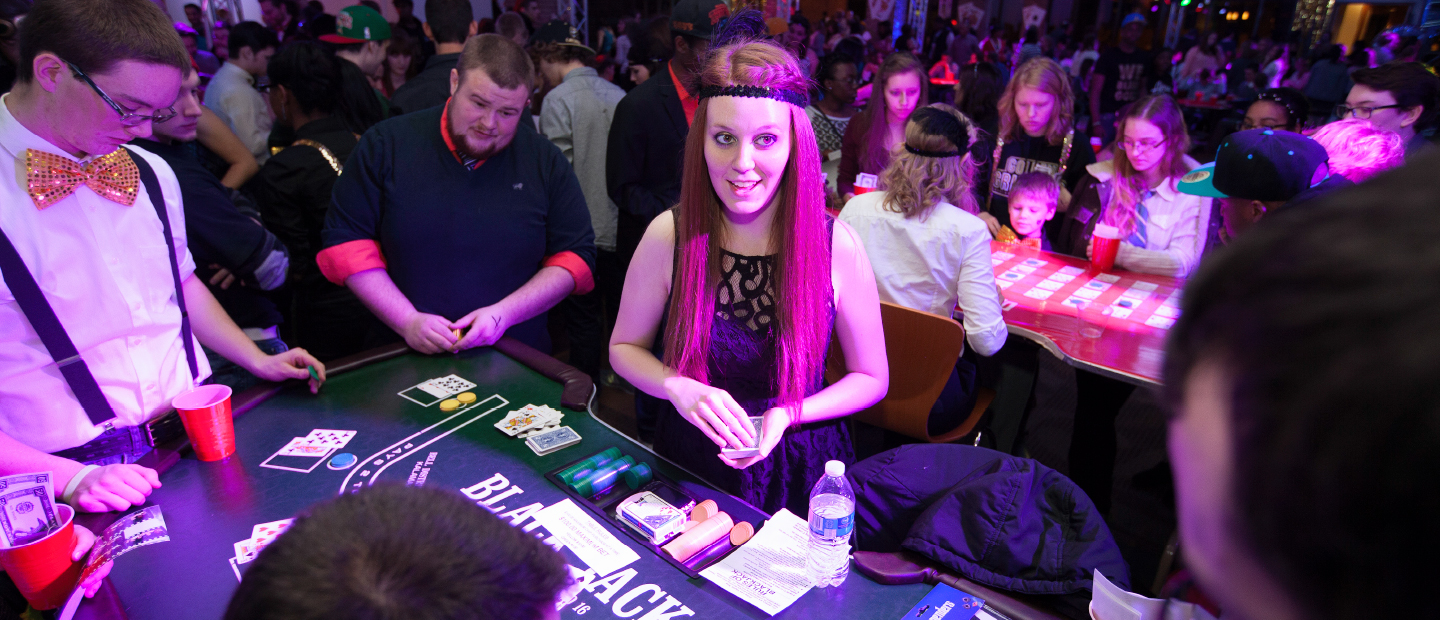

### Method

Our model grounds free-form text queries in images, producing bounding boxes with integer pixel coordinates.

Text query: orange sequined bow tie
[25,148,140,209]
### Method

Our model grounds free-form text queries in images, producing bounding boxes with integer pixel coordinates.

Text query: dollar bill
[0,472,58,548]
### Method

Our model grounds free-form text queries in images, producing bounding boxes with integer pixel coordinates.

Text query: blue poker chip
[327,453,357,470]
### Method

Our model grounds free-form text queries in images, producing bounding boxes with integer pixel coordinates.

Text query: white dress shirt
[839,191,1008,357]
[203,62,272,165]
[0,94,211,453]
[1083,159,1211,278]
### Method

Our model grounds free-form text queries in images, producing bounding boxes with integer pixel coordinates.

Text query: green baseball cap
[320,6,391,44]
[671,0,729,40]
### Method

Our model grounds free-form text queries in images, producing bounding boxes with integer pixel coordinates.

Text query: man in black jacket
[391,0,474,114]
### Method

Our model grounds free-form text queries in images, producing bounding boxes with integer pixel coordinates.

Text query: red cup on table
[1090,223,1121,273]
[173,384,235,461]
[853,173,878,195]
[0,504,81,610]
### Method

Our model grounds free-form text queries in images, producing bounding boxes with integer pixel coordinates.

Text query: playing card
[1094,273,1121,283]
[1110,307,1134,320]
[1082,280,1111,291]
[720,417,765,459]
[1035,279,1063,291]
[1120,288,1149,300]
[997,280,1014,289]
[79,506,169,583]
[496,411,541,436]
[1132,281,1159,291]
[301,429,356,450]
[1145,315,1177,329]
[251,518,294,550]
[1048,273,1076,283]
[0,472,58,547]
[526,426,582,456]
[1073,287,1102,300]
[1154,304,1180,319]
[1058,266,1084,276]
[234,538,258,564]
[1023,288,1053,300]
[1012,264,1037,274]
[277,437,332,457]
[992,251,1015,260]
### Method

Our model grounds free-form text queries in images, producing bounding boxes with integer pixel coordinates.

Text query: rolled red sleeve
[317,239,387,286]
[543,251,594,295]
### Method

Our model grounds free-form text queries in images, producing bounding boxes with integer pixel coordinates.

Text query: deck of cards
[526,426,582,456]
[494,404,581,456]
[719,417,765,459]
[233,518,294,565]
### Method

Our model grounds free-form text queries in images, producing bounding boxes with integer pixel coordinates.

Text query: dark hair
[1254,87,1309,129]
[954,61,1001,127]
[1350,62,1440,130]
[424,0,473,45]
[184,3,201,11]
[495,11,526,41]
[1164,151,1440,619]
[223,484,569,620]
[229,20,279,59]
[1315,43,1342,63]
[17,0,190,82]
[300,12,335,40]
[531,41,594,66]
[457,33,534,91]
[817,53,854,85]
[268,41,338,114]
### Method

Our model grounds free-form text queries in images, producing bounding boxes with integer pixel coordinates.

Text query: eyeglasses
[64,60,178,126]
[1335,104,1402,120]
[1117,137,1166,153]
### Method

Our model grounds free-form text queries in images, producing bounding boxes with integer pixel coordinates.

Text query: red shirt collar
[440,98,485,170]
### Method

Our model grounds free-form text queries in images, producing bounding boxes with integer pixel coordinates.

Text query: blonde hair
[880,104,979,219]
[1310,119,1406,183]
[997,57,1075,144]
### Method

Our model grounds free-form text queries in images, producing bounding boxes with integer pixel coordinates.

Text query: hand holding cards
[719,417,765,459]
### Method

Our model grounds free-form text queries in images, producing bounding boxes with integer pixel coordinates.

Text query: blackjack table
[71,339,932,620]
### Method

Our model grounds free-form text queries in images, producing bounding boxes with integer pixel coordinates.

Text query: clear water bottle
[806,460,855,587]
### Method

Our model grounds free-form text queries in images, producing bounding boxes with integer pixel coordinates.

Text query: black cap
[529,19,594,53]
[1178,129,1330,202]
[671,0,730,40]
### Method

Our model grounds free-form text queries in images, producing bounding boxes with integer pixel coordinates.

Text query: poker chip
[327,453,357,470]
[439,398,460,411]
[456,392,476,404]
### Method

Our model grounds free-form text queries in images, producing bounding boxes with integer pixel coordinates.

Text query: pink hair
[1310,119,1406,184]
[665,39,831,423]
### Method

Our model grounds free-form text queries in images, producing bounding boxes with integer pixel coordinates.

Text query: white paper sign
[533,499,639,577]
[700,508,813,616]
[1091,570,1218,620]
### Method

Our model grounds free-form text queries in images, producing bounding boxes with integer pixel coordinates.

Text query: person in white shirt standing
[840,104,1005,438]
[0,0,323,516]
[204,21,277,164]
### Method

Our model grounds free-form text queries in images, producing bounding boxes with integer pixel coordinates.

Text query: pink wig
[1310,119,1406,184]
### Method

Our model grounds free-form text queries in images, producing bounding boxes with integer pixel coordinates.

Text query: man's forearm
[185,275,268,372]
[0,430,87,501]
[346,268,421,332]
[494,266,575,327]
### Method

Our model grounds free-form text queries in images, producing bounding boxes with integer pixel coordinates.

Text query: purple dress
[639,248,852,517]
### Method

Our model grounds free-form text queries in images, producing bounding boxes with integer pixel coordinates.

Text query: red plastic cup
[1091,224,1121,273]
[173,384,235,461]
[0,504,80,610]
[853,173,878,195]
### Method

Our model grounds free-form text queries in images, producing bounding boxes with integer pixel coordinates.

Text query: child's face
[1009,193,1056,238]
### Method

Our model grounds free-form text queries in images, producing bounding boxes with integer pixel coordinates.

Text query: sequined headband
[1256,91,1300,125]
[697,85,808,108]
[903,108,971,158]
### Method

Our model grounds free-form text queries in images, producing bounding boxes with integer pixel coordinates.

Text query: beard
[445,101,516,162]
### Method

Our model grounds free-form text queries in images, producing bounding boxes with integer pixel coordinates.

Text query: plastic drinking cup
[173,384,235,461]
[853,173,878,195]
[0,504,80,610]
[1078,301,1110,339]
[1091,224,1121,273]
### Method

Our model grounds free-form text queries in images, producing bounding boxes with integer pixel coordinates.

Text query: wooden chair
[827,302,995,443]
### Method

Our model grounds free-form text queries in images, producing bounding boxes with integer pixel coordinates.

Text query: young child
[998,171,1060,250]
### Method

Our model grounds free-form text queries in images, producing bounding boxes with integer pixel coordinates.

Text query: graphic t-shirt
[1095,48,1156,114]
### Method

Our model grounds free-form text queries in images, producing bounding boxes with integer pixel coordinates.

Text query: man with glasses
[1341,63,1440,159]
[0,0,323,517]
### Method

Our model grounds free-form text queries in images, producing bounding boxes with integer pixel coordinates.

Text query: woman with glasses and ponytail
[1059,94,1207,279]
[610,20,887,516]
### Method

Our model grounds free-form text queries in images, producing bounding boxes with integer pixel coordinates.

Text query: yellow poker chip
[456,392,476,404]
[439,399,460,411]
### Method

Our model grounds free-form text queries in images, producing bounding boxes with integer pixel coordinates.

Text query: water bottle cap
[825,460,845,477]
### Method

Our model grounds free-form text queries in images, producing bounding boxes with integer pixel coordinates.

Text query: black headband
[698,84,809,108]
[903,108,971,158]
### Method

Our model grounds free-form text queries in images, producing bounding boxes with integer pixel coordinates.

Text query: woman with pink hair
[609,35,888,515]
[1311,119,1406,183]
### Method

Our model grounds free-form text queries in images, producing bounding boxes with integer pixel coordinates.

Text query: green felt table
[76,340,930,619]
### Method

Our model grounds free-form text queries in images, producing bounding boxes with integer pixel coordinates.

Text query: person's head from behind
[953,61,1000,123]
[998,57,1074,143]
[879,104,977,218]
[817,54,858,107]
[1344,63,1440,143]
[14,0,190,156]
[448,34,533,161]
[1243,88,1308,132]
[1310,118,1405,184]
[495,11,527,46]
[1164,151,1440,620]
[422,0,476,47]
[1008,171,1059,239]
[152,67,203,143]
[266,41,341,126]
[228,21,279,76]
[529,20,596,89]
[671,34,830,417]
[1106,95,1190,235]
[321,6,392,75]
[223,484,569,620]
[1178,128,1329,240]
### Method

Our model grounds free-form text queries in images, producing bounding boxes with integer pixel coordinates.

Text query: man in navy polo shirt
[318,33,595,355]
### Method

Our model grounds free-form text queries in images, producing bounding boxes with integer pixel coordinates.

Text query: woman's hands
[719,407,791,470]
[663,376,757,450]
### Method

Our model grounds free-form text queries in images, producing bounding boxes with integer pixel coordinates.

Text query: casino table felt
[80,341,930,619]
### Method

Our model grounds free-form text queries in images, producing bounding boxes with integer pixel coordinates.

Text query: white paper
[1091,570,1217,620]
[533,499,639,577]
[699,508,813,616]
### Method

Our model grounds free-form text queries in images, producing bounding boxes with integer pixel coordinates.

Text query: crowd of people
[0,0,1437,617]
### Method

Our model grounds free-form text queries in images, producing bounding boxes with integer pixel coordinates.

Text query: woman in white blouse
[839,103,1006,436]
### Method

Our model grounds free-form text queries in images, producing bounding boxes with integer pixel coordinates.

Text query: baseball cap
[320,6,391,44]
[1178,129,1330,201]
[530,19,595,54]
[1121,13,1146,28]
[671,0,730,40]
